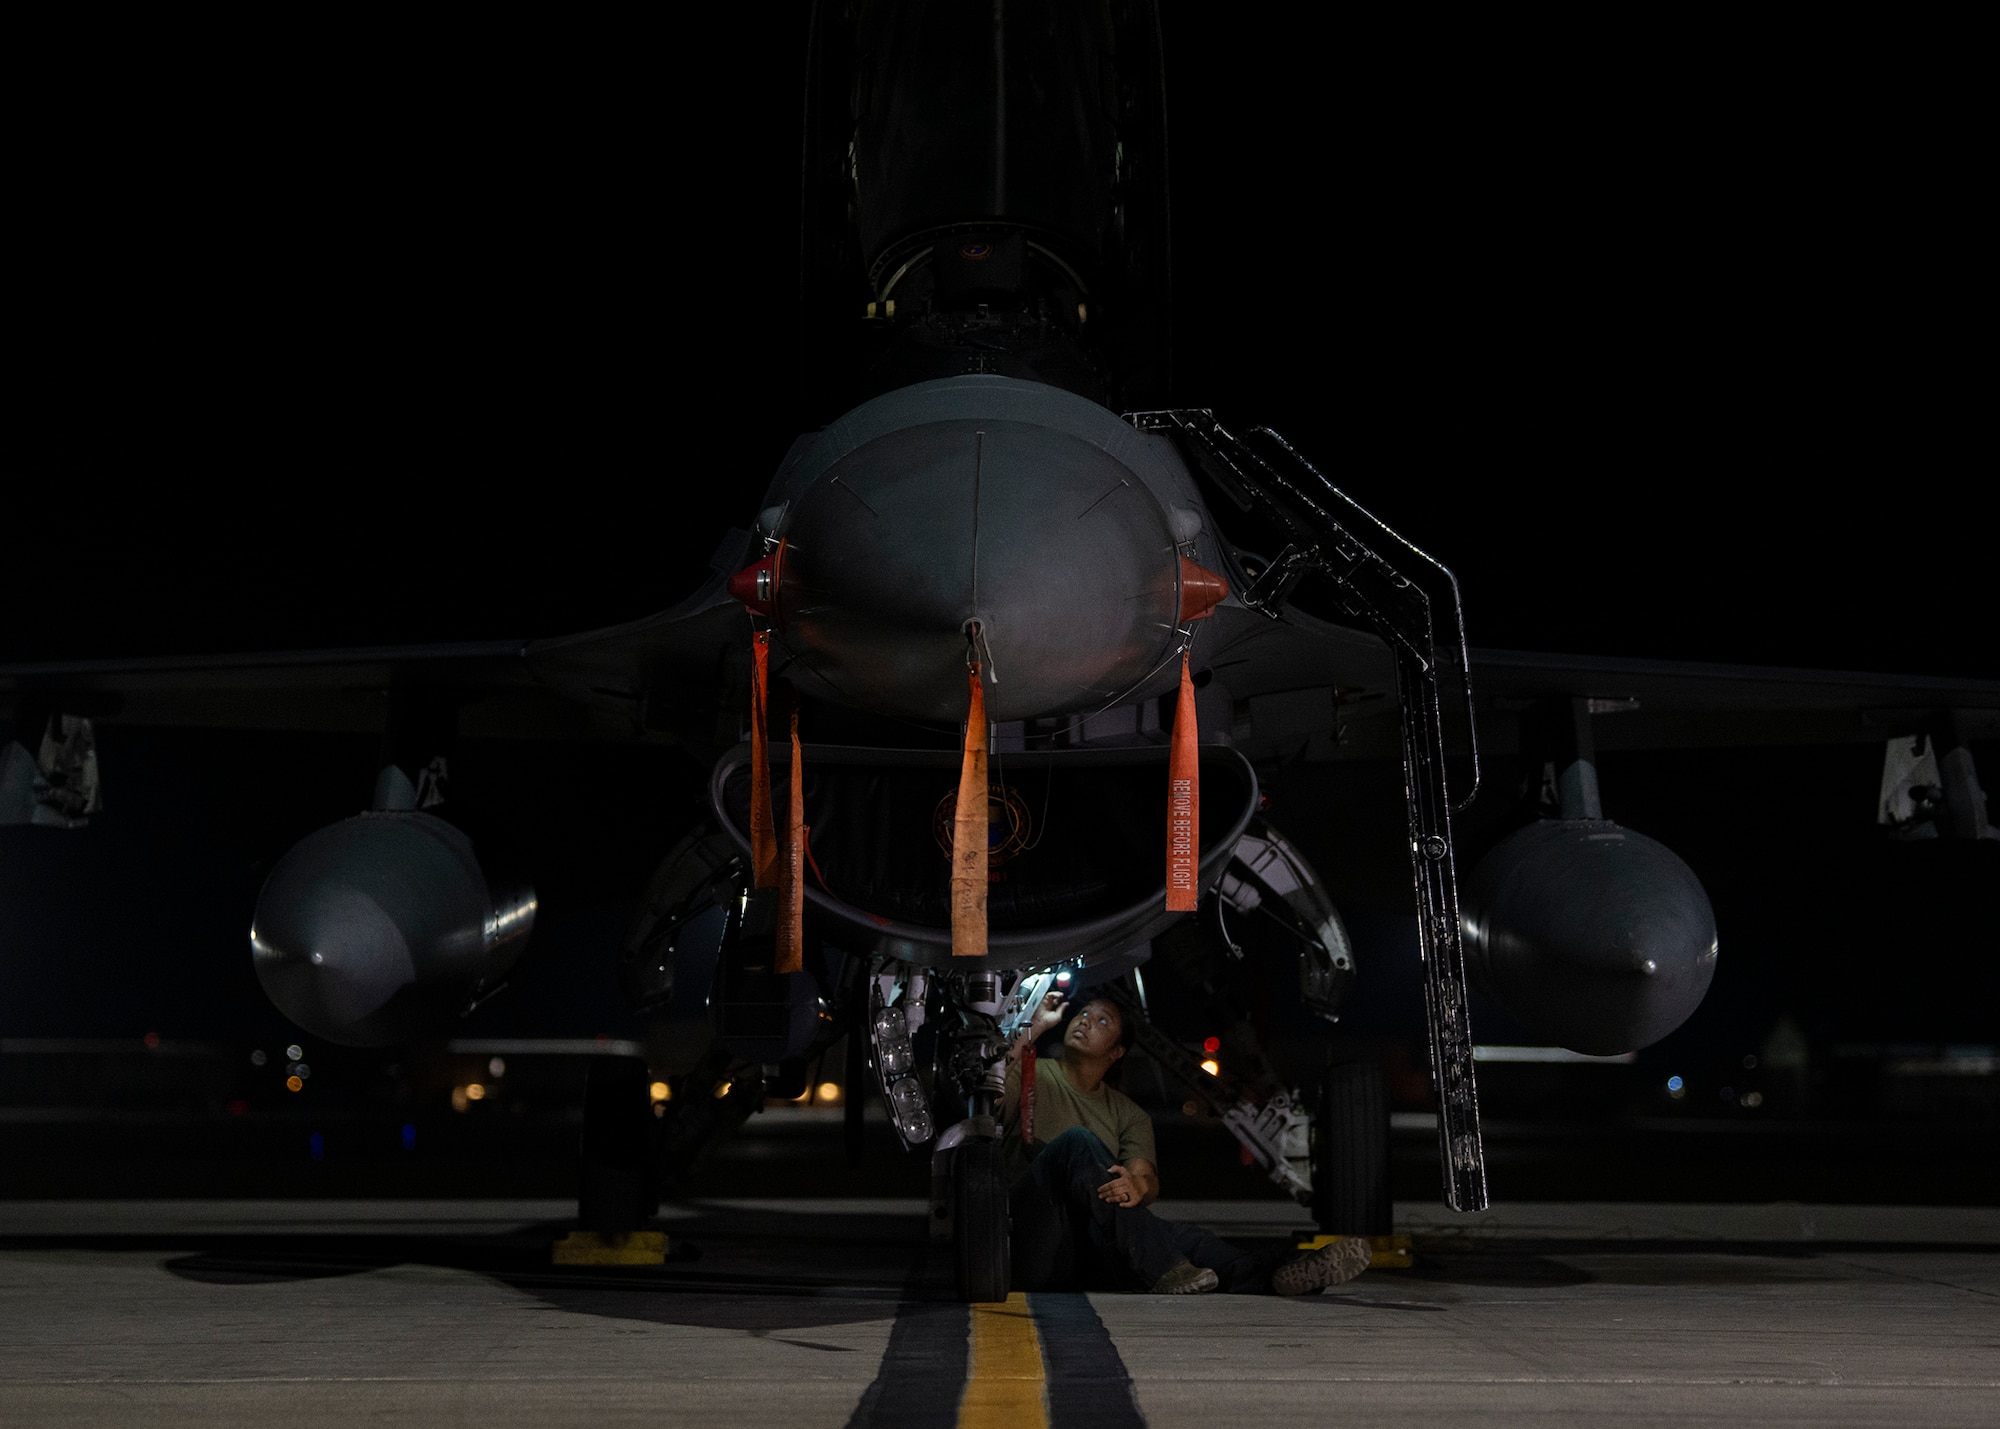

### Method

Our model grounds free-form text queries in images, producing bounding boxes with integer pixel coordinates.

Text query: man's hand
[1009,991,1065,1064]
[1002,991,1069,1124]
[1098,1161,1158,1209]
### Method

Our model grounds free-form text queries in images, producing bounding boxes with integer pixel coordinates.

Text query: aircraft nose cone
[775,417,1181,722]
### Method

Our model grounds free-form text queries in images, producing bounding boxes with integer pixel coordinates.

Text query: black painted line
[846,1247,969,1429]
[1029,1292,1147,1429]
[844,1299,969,1429]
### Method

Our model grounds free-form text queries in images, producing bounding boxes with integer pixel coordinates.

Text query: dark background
[5,9,1991,1200]
[14,7,1985,671]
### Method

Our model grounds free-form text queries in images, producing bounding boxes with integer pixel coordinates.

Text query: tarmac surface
[1,1198,1996,1428]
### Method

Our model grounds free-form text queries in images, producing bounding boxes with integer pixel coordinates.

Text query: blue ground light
[401,1124,416,1150]
[1667,1076,1685,1092]
[308,1132,324,1162]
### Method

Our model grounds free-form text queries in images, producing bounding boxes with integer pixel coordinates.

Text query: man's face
[1064,999,1124,1062]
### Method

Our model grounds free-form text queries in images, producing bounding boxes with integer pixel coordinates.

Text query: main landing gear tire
[578,1055,659,1234]
[954,1137,1012,1303]
[1311,1060,1392,1237]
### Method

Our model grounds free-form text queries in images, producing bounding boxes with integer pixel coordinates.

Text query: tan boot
[1271,1238,1373,1296]
[1150,1260,1220,1295]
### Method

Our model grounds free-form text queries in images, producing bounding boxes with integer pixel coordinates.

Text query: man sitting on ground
[1000,990,1372,1296]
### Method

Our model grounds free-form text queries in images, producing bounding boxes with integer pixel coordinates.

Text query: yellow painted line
[960,1291,1047,1429]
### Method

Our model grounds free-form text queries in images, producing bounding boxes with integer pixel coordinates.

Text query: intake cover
[711,742,1257,970]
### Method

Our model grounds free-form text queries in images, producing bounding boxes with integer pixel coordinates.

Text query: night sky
[14,9,1984,675]
[6,11,1989,1052]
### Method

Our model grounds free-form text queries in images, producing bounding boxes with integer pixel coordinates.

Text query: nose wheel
[952,1137,1012,1303]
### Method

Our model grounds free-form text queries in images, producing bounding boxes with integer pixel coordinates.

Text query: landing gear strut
[872,962,1058,1302]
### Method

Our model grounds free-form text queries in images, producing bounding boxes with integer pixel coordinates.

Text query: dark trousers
[1010,1127,1282,1293]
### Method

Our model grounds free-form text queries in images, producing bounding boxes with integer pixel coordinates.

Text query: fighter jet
[5,2,1997,1301]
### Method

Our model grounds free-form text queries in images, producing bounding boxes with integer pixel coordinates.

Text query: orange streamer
[952,664,989,957]
[775,708,805,974]
[749,632,778,888]
[1166,650,1200,911]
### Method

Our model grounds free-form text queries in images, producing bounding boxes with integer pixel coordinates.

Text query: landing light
[465,1082,486,1102]
[817,1081,842,1104]
[650,1081,671,1103]
[1199,1059,1221,1077]
[713,1080,734,1099]
[285,1075,303,1093]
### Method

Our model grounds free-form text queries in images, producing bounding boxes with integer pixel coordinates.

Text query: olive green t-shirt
[1003,1055,1156,1183]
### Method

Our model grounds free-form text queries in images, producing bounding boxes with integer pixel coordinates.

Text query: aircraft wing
[1467,649,2000,751]
[1183,605,2000,767]
[0,639,540,735]
[9,520,1994,760]
[0,531,759,744]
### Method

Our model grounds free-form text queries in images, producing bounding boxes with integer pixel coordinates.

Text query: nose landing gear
[874,962,1066,1302]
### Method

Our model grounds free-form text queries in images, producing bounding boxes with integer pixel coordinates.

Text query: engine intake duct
[1461,819,1717,1055]
[251,812,535,1047]
[710,742,1257,970]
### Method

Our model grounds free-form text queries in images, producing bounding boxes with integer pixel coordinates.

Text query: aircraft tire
[1311,1061,1392,1236]
[953,1137,1011,1303]
[578,1055,659,1234]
